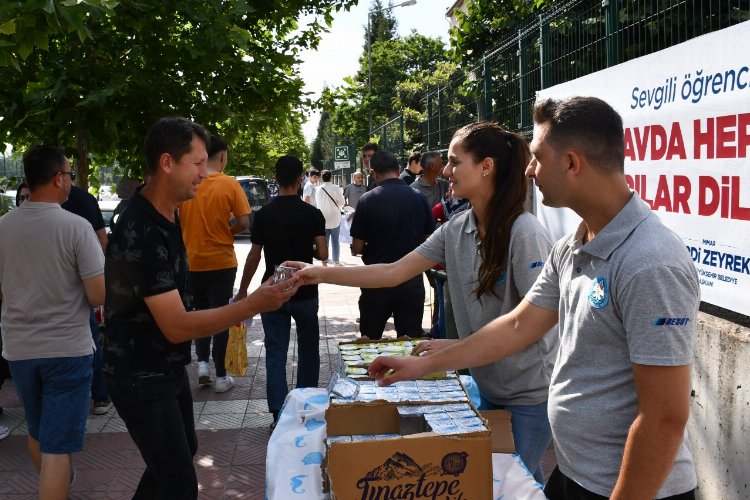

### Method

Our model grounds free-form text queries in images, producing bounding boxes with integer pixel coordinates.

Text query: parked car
[234,176,270,237]
[98,200,120,234]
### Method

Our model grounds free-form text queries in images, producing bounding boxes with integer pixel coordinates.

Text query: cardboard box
[480,409,516,454]
[322,338,515,498]
[325,404,493,499]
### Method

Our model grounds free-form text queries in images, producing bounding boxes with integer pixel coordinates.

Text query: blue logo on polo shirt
[653,317,690,326]
[588,276,609,309]
[495,270,507,286]
[529,261,544,269]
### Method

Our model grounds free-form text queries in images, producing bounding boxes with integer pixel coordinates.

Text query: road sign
[334,145,349,161]
[334,161,351,171]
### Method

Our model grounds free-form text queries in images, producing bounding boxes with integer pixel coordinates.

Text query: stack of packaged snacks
[329,377,466,406]
[338,339,417,379]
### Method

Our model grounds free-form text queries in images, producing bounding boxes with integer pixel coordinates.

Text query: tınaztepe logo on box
[355,451,469,499]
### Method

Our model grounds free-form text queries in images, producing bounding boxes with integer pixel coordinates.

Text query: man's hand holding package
[245,276,300,314]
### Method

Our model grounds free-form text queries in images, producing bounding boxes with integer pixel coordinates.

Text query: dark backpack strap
[320,187,339,209]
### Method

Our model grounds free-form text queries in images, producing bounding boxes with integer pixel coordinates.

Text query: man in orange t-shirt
[180,135,251,392]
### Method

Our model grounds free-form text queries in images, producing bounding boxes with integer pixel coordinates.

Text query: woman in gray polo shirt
[290,122,559,484]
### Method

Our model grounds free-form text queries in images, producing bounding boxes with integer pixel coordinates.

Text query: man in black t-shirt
[234,156,327,426]
[62,185,109,250]
[399,151,422,186]
[62,185,112,415]
[103,117,298,499]
[350,150,435,339]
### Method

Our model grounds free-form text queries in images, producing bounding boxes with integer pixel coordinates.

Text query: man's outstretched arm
[369,299,558,384]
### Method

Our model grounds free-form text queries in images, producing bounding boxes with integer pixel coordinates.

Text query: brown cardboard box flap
[480,409,515,454]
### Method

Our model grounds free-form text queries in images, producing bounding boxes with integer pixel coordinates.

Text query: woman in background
[15,181,30,206]
[289,122,558,483]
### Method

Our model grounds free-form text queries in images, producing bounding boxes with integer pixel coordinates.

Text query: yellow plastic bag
[225,322,248,376]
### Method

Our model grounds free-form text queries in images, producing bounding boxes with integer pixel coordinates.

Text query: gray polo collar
[463,208,479,234]
[571,191,651,260]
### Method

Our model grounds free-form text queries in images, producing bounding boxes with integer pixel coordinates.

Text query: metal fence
[371,114,406,164]
[387,0,750,152]
[0,156,24,182]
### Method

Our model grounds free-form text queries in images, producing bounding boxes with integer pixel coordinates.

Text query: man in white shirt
[302,169,320,207]
[315,170,345,266]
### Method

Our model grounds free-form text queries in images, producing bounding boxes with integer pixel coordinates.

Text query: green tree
[310,106,335,170]
[449,0,553,66]
[226,113,310,179]
[364,0,398,49]
[0,0,355,190]
[321,32,448,151]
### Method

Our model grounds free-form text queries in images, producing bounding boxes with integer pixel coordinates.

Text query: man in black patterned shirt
[103,117,298,499]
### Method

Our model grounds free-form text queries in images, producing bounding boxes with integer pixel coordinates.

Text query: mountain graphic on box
[366,453,442,480]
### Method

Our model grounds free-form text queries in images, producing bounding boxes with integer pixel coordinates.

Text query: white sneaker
[197,361,211,385]
[0,425,9,441]
[214,375,235,393]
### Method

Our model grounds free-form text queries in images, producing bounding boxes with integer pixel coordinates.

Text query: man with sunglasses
[62,174,112,418]
[0,145,106,499]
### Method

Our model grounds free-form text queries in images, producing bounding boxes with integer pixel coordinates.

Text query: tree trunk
[75,129,89,193]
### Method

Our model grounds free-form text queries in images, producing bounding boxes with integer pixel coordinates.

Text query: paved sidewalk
[0,241,556,498]
[0,243,436,499]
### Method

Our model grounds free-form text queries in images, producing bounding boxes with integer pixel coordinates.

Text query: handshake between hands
[230,261,446,387]
[230,261,321,315]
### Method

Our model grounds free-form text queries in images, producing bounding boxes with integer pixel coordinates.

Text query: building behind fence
[373,0,749,156]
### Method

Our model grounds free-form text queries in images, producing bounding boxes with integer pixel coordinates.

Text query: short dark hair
[23,145,67,191]
[143,117,210,174]
[361,142,379,154]
[420,151,441,170]
[321,170,332,182]
[370,150,399,174]
[275,156,303,187]
[15,181,29,206]
[207,135,228,158]
[308,169,320,177]
[408,152,421,164]
[533,97,624,172]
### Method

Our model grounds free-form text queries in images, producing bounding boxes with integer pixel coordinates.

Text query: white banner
[535,21,750,316]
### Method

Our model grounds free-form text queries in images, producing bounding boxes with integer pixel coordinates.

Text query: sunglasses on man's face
[59,170,76,181]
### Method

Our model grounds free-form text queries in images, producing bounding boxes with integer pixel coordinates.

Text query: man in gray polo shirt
[370,96,698,499]
[410,151,448,208]
[0,145,106,498]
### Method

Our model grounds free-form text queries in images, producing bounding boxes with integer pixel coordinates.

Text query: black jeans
[358,276,425,340]
[544,467,696,500]
[190,267,236,377]
[107,366,198,499]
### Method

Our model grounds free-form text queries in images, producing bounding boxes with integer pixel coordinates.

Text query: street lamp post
[366,0,417,136]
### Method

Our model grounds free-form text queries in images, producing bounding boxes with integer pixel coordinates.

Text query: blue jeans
[479,396,552,485]
[325,225,340,262]
[10,354,93,454]
[434,279,446,339]
[90,307,109,401]
[260,298,320,412]
[106,366,198,499]
[191,267,237,377]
